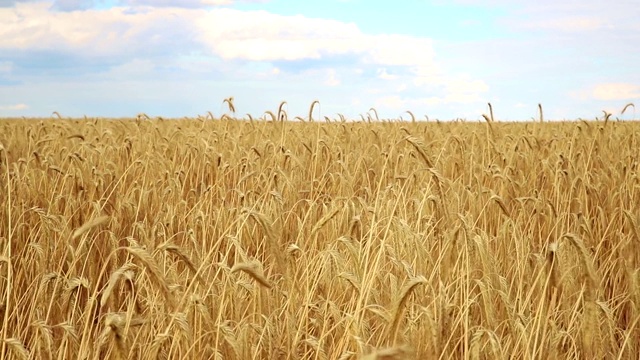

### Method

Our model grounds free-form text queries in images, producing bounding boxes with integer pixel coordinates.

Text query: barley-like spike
[623,210,640,242]
[124,246,174,307]
[264,111,277,122]
[310,206,341,236]
[244,209,285,273]
[538,103,544,123]
[369,107,380,121]
[231,261,272,288]
[309,100,319,122]
[490,195,511,217]
[406,110,416,123]
[361,346,410,360]
[404,136,433,168]
[101,263,136,308]
[159,242,206,286]
[389,276,427,344]
[71,215,110,240]
[603,110,612,125]
[223,96,236,113]
[563,233,598,301]
[4,338,30,360]
[277,101,287,122]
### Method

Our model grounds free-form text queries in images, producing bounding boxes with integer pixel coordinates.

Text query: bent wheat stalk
[231,261,272,288]
[72,216,110,240]
[309,100,319,122]
[389,276,427,344]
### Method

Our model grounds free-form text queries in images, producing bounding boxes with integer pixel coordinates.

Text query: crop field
[1,115,640,359]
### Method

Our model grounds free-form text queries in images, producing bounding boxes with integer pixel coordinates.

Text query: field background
[1,117,640,359]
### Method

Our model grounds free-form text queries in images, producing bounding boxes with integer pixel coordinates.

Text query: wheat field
[1,115,640,359]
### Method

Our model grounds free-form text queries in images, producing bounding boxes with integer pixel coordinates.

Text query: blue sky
[0,0,638,120]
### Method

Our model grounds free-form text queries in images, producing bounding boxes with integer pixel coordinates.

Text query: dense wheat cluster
[1,115,640,359]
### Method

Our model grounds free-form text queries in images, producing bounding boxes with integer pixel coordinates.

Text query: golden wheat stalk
[100,263,136,308]
[490,194,511,217]
[404,136,433,168]
[223,96,236,113]
[538,103,544,123]
[97,313,129,360]
[360,346,409,360]
[277,101,287,122]
[231,261,272,288]
[0,142,12,357]
[158,242,206,286]
[3,338,29,360]
[310,206,341,236]
[563,233,598,301]
[244,209,285,274]
[264,111,277,121]
[488,102,495,122]
[309,100,319,122]
[124,246,174,306]
[623,210,640,242]
[369,107,380,121]
[406,110,416,123]
[71,215,110,240]
[482,114,495,135]
[388,276,427,344]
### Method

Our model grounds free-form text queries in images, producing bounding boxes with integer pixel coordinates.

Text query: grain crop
[1,112,640,359]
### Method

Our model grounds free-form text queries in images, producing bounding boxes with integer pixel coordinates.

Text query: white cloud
[372,72,489,117]
[0,3,450,72]
[0,3,197,54]
[0,103,28,110]
[364,35,435,67]
[0,1,492,118]
[443,75,489,101]
[591,83,640,101]
[377,95,406,110]
[196,10,366,61]
[377,68,397,80]
[196,9,440,69]
[0,3,485,88]
[324,69,340,87]
[412,66,444,87]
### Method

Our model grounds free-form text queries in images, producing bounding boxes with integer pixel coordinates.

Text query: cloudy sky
[0,0,638,120]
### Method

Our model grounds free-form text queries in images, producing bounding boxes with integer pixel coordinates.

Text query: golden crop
[1,116,639,359]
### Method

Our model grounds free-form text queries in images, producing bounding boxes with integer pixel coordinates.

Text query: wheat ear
[71,215,110,240]
[223,96,236,113]
[389,276,427,344]
[309,100,319,122]
[231,261,272,288]
[3,338,29,360]
[124,246,174,307]
[404,136,433,168]
[538,103,544,123]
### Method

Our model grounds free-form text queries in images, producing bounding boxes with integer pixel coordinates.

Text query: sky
[0,0,638,120]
